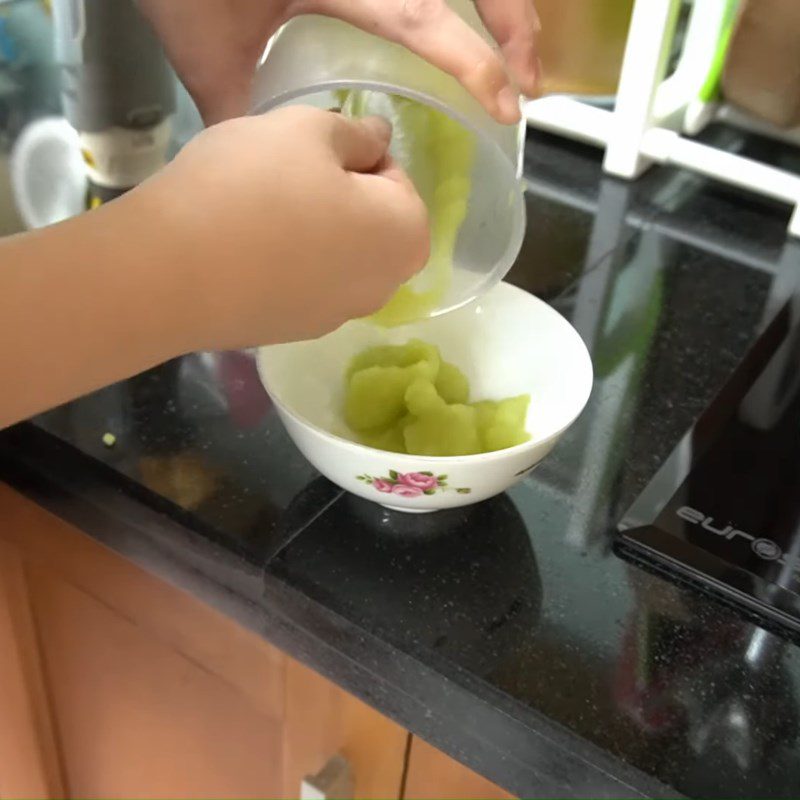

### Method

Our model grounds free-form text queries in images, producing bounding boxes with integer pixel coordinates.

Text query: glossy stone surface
[3,128,799,798]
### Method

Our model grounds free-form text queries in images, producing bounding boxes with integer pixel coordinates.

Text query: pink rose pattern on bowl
[356,470,471,498]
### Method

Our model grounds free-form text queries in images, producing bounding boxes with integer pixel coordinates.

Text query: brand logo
[677,506,797,571]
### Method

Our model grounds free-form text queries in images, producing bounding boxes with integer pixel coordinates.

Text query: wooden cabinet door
[405,737,513,800]
[0,540,65,799]
[0,484,287,799]
[28,566,286,799]
[0,483,408,799]
[283,659,407,798]
[1,483,516,800]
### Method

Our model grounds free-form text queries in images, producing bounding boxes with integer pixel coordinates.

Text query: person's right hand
[132,106,430,350]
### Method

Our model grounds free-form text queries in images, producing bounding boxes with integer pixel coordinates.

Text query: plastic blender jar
[249,0,527,320]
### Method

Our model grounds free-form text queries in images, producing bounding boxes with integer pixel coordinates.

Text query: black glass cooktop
[619,251,800,636]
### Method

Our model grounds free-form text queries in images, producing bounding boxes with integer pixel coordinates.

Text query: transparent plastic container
[249,0,527,321]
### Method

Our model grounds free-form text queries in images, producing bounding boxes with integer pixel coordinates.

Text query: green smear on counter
[337,90,476,327]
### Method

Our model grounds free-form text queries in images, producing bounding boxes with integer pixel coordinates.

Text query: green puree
[344,340,530,456]
[337,90,476,327]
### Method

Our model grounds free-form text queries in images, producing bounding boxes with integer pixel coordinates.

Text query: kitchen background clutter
[6,0,800,236]
[8,0,800,234]
[8,0,202,227]
[0,0,57,233]
[526,0,800,236]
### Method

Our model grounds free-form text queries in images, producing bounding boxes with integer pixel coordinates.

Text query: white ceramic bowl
[257,283,593,513]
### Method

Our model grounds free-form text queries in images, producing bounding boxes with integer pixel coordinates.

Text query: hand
[138,0,540,125]
[137,106,429,348]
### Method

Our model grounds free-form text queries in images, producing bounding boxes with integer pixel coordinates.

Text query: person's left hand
[138,0,540,126]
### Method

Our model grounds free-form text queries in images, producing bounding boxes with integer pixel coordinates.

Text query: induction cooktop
[618,252,800,635]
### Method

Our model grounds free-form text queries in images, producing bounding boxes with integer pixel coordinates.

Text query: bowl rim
[257,283,594,464]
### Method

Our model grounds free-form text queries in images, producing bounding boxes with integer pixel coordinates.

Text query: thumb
[198,86,250,126]
[328,114,393,173]
[176,65,252,125]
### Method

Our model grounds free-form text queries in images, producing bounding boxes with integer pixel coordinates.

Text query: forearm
[0,191,197,428]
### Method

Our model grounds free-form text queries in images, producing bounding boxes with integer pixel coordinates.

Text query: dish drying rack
[524,0,800,238]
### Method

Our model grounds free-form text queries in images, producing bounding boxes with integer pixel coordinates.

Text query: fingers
[198,81,251,126]
[327,113,393,172]
[304,0,521,124]
[387,1,521,123]
[254,106,392,172]
[372,153,415,189]
[475,0,541,97]
[353,166,431,281]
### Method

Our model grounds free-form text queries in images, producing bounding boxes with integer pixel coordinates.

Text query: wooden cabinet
[0,540,64,799]
[405,738,512,800]
[0,483,511,799]
[29,570,289,799]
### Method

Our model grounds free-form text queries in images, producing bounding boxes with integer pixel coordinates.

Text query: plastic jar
[250,0,527,322]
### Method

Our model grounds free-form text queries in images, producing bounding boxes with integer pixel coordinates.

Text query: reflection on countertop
[3,127,800,798]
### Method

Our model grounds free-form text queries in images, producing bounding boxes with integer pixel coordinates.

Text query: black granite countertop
[3,127,800,799]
